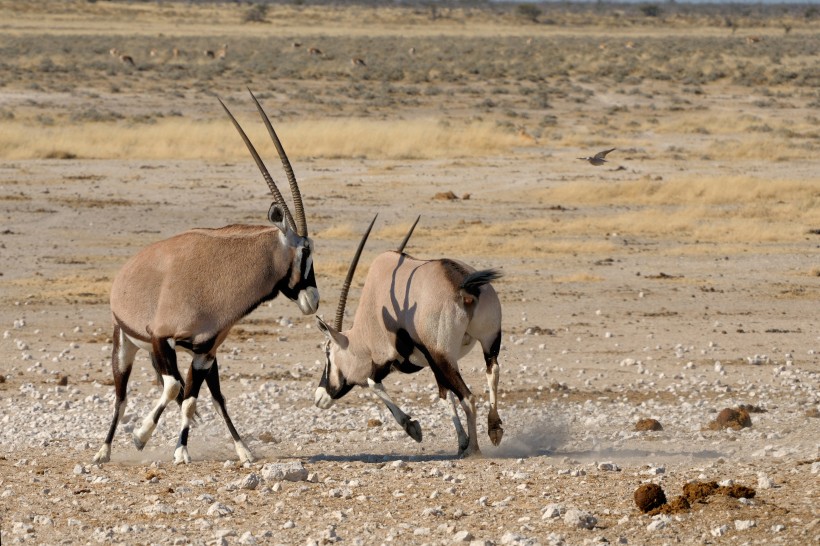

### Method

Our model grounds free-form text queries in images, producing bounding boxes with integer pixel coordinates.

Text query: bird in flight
[578,148,616,166]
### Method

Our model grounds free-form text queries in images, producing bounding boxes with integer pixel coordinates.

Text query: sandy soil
[1,145,818,545]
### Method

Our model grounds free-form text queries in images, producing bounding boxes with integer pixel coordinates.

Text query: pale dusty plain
[0,2,818,545]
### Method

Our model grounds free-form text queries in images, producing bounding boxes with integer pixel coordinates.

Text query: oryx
[93,90,318,465]
[314,217,504,457]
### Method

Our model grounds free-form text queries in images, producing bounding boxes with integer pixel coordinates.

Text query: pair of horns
[333,215,420,332]
[218,89,308,238]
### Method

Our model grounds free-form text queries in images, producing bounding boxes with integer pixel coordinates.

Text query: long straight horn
[217,96,297,231]
[247,88,308,238]
[334,214,378,332]
[396,215,420,254]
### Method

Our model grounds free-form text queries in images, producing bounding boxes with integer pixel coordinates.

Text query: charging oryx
[314,217,504,457]
[93,90,318,465]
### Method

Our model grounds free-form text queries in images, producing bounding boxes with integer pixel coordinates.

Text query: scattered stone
[367,418,383,428]
[805,407,820,419]
[635,418,663,432]
[261,461,308,482]
[646,515,670,532]
[708,408,752,430]
[563,508,596,529]
[206,502,233,517]
[734,519,756,531]
[239,473,260,490]
[57,375,68,386]
[541,503,564,519]
[757,473,774,489]
[597,461,620,472]
[453,530,474,542]
[711,524,729,537]
[634,483,666,513]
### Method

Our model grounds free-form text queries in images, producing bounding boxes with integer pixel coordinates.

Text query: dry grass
[0,118,523,161]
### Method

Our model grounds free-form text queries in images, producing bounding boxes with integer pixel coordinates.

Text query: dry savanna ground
[0,1,819,545]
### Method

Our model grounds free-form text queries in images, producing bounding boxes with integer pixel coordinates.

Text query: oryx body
[315,220,504,457]
[93,91,317,465]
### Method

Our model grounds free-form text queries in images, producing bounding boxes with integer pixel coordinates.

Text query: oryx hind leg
[93,324,138,464]
[133,336,182,451]
[483,332,504,446]
[442,391,468,453]
[205,358,253,463]
[367,379,422,442]
[173,353,212,464]
[429,356,481,457]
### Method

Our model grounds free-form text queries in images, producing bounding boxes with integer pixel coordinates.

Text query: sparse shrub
[242,4,268,24]
[516,5,542,23]
[639,4,662,18]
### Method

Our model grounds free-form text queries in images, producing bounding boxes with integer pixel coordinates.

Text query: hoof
[406,420,423,443]
[488,409,504,446]
[92,445,111,464]
[236,442,254,464]
[488,426,504,446]
[132,435,146,451]
[458,447,483,459]
[173,446,191,465]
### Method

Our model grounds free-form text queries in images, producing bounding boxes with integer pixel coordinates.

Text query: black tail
[460,269,502,297]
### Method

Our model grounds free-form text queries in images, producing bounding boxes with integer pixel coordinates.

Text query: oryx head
[314,215,378,408]
[220,90,319,315]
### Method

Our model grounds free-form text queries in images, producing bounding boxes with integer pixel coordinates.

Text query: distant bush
[639,4,662,18]
[242,4,268,24]
[516,5,542,23]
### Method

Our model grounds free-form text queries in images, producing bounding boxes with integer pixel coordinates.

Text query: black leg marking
[205,359,242,443]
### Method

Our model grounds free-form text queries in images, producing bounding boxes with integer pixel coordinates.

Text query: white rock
[239,473,260,490]
[453,530,474,542]
[563,508,596,529]
[541,503,564,519]
[647,515,670,532]
[282,520,295,529]
[261,461,308,482]
[757,473,774,489]
[597,462,620,472]
[206,502,233,517]
[811,462,820,474]
[711,524,729,537]
[238,531,257,545]
[771,524,786,532]
[734,519,756,531]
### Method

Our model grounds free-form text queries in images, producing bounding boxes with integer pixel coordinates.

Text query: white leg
[134,374,181,450]
[367,379,422,442]
[173,397,196,464]
[485,358,503,446]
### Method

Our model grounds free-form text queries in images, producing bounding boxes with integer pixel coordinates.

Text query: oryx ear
[268,203,288,230]
[316,317,349,349]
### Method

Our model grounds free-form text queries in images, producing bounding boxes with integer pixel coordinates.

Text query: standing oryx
[93,90,318,465]
[314,217,504,457]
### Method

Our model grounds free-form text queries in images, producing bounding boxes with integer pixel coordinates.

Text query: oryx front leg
[173,354,213,464]
[134,336,181,451]
[134,374,181,450]
[93,324,137,464]
[367,379,422,442]
[206,358,254,463]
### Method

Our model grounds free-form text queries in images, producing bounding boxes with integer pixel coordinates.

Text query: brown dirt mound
[648,495,691,516]
[635,418,663,431]
[707,407,752,430]
[634,483,667,513]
